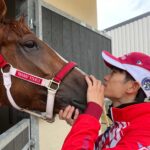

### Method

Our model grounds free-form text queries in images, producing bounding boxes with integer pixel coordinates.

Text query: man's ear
[126,81,140,94]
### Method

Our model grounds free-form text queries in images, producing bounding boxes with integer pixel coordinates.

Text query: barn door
[16,0,42,37]
[0,0,40,149]
[0,0,36,134]
[0,0,28,134]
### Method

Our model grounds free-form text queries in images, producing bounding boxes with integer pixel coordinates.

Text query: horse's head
[0,0,87,119]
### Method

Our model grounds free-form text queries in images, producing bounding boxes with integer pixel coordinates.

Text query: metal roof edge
[103,11,150,32]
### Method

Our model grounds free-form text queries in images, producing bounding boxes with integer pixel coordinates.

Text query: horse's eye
[24,41,37,48]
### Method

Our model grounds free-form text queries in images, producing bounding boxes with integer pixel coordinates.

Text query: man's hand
[59,75,104,125]
[59,105,79,126]
[85,75,104,107]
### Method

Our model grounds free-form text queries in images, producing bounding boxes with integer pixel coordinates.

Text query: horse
[0,0,87,122]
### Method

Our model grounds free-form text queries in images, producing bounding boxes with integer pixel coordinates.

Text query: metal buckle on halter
[48,78,60,92]
[1,64,11,73]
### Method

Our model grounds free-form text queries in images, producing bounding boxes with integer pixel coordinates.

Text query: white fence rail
[0,119,31,150]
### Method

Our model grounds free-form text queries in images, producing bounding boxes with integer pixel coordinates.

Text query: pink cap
[102,50,150,97]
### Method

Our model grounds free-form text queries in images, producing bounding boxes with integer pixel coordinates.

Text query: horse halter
[0,54,77,122]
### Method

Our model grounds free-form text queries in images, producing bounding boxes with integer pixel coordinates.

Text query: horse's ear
[0,0,7,22]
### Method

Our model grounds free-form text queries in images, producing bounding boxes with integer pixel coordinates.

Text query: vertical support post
[30,116,40,150]
[34,0,43,39]
[27,0,43,39]
[27,1,42,145]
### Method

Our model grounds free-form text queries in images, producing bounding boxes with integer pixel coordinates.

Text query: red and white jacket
[61,102,150,150]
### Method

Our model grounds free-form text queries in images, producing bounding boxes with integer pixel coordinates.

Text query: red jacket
[61,103,150,150]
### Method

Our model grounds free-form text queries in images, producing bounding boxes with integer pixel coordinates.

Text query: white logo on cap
[121,53,131,60]
[121,56,126,60]
[142,77,150,91]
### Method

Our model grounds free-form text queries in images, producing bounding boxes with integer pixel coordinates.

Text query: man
[60,50,150,150]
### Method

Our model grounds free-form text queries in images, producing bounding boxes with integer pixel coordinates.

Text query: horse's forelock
[0,0,31,41]
[13,16,31,36]
[0,16,31,46]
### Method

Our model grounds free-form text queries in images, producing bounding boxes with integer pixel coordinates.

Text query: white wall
[42,0,97,28]
[38,115,71,150]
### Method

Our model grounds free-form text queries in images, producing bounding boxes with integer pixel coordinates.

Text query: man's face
[103,68,129,101]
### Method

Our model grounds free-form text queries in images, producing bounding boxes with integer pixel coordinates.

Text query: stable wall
[2,1,112,150]
[43,0,97,28]
[38,116,71,150]
[37,2,111,150]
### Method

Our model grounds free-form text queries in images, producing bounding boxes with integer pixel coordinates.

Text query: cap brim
[102,50,125,70]
[102,50,150,97]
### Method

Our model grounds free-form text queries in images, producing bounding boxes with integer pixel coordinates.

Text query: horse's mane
[0,17,31,44]
[0,0,32,44]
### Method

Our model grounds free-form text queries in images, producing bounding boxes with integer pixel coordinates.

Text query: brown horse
[0,0,87,121]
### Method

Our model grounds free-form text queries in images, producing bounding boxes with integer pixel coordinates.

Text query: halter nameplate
[0,54,77,122]
[16,70,43,84]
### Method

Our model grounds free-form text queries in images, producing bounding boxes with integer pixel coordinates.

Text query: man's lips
[103,82,107,87]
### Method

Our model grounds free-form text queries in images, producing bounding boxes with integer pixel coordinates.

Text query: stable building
[103,11,150,56]
[0,1,111,150]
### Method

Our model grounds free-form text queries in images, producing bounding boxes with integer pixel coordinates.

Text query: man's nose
[104,73,110,81]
